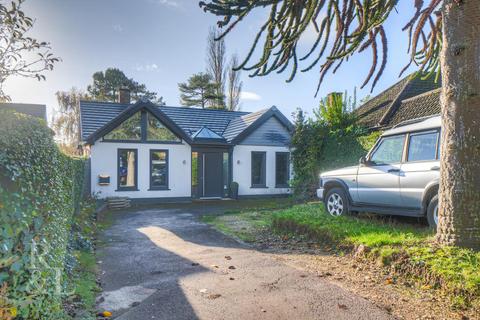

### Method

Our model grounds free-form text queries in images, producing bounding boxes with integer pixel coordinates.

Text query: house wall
[90,140,191,199]
[232,145,292,196]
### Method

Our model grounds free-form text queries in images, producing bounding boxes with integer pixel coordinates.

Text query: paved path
[97,203,395,320]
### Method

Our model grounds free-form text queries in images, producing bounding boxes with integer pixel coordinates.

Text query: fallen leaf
[338,304,348,310]
[199,289,208,294]
[261,308,267,313]
[228,266,236,270]
[229,277,235,281]
[98,311,112,317]
[385,278,393,285]
[225,256,232,260]
[207,294,221,300]
[211,265,219,268]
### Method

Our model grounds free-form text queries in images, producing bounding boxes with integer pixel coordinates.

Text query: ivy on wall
[291,108,381,200]
[0,110,85,319]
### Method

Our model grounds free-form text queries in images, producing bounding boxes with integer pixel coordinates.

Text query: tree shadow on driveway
[96,204,394,320]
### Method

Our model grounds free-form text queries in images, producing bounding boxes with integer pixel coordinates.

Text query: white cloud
[113,24,123,32]
[149,0,179,7]
[135,63,159,72]
[240,91,261,101]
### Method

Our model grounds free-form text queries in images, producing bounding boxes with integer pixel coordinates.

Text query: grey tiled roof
[355,74,441,129]
[79,101,291,144]
[159,106,249,137]
[222,109,269,142]
[388,89,441,127]
[80,101,127,140]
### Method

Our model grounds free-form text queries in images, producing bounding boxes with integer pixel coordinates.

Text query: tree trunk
[437,0,480,249]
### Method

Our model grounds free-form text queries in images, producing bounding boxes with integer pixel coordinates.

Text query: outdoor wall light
[182,160,186,165]
[237,160,241,164]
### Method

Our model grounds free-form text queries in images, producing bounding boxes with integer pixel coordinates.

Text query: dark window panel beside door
[251,151,266,188]
[150,150,169,190]
[275,152,290,187]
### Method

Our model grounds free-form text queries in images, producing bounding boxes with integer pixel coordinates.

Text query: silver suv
[317,115,441,228]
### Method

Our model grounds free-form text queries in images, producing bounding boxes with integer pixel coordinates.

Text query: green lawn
[272,203,431,247]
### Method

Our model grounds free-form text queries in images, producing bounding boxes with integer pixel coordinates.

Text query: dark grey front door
[203,152,223,198]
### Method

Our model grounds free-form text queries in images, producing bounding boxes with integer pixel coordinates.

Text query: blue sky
[6,0,417,122]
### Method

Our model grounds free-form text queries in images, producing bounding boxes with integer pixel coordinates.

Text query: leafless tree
[53,88,89,152]
[0,0,59,101]
[226,54,242,111]
[206,27,226,108]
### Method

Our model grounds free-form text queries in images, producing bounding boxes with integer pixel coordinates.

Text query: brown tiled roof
[355,74,441,129]
[388,88,441,127]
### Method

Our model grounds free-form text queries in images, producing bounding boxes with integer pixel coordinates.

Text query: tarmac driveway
[96,202,395,320]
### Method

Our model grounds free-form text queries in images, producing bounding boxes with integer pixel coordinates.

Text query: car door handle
[430,166,440,171]
[388,168,400,173]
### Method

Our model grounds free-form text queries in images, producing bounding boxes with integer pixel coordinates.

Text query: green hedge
[291,111,381,200]
[0,110,85,319]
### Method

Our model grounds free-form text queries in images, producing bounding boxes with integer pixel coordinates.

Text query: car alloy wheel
[327,193,344,216]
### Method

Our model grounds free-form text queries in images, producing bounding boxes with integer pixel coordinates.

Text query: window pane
[105,112,142,141]
[223,153,229,196]
[370,135,405,164]
[147,112,180,142]
[119,150,136,188]
[251,152,266,186]
[151,151,168,188]
[276,153,289,187]
[191,152,198,198]
[408,132,438,161]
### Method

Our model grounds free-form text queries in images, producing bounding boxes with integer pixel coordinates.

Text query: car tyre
[324,188,349,217]
[426,195,439,229]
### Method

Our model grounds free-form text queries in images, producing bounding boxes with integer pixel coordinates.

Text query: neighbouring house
[79,92,293,202]
[0,103,47,121]
[355,75,441,130]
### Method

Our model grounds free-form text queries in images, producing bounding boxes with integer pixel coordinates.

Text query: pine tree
[87,68,165,104]
[178,73,223,109]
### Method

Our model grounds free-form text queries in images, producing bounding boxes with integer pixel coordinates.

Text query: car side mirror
[359,156,373,166]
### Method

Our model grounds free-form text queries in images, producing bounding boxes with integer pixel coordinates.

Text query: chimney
[118,87,131,104]
[326,92,343,106]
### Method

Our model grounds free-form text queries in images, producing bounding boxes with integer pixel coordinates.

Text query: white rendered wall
[232,145,292,196]
[90,141,191,199]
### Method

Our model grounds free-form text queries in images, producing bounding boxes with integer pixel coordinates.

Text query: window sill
[115,188,139,192]
[148,187,171,191]
[275,185,290,188]
[250,185,268,189]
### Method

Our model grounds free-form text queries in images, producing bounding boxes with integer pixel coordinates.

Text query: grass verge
[71,250,99,318]
[272,203,480,309]
[201,197,295,242]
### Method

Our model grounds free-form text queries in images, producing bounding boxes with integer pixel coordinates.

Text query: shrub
[0,110,85,319]
[291,107,380,200]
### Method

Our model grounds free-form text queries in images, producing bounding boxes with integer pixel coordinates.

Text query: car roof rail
[392,114,440,129]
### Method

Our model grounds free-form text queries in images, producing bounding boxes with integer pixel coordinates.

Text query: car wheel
[325,188,349,217]
[427,195,439,229]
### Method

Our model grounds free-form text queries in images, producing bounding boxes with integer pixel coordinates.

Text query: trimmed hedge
[0,110,85,319]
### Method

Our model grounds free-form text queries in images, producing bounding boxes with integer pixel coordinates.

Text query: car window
[370,135,405,164]
[408,131,439,162]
